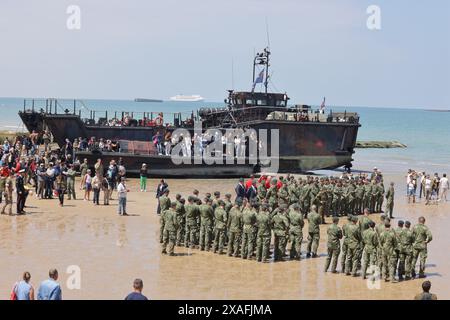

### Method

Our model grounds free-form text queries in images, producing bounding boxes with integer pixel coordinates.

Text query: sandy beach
[0,171,448,300]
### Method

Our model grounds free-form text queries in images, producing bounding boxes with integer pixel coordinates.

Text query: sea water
[1,97,449,173]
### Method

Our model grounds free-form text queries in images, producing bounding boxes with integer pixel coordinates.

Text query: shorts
[408,188,415,196]
[86,183,92,191]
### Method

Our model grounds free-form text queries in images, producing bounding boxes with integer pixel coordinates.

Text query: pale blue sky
[0,0,449,108]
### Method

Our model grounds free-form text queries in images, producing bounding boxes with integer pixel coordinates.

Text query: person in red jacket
[245,175,255,190]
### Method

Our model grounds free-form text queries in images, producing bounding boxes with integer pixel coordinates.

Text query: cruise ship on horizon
[169,94,204,102]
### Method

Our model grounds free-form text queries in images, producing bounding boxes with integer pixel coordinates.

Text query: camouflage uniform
[199,202,214,251]
[162,207,179,255]
[1,176,14,215]
[345,219,362,276]
[227,205,243,257]
[255,208,272,262]
[175,199,186,246]
[241,206,256,259]
[375,220,386,272]
[306,208,321,257]
[324,222,343,272]
[340,217,352,272]
[266,184,278,210]
[361,227,378,278]
[315,188,328,223]
[272,210,290,261]
[288,206,304,259]
[379,228,398,281]
[354,183,364,214]
[411,223,433,278]
[159,195,171,243]
[385,185,395,218]
[257,183,267,202]
[363,183,372,212]
[398,225,414,279]
[184,199,199,248]
[212,205,228,254]
[376,182,385,213]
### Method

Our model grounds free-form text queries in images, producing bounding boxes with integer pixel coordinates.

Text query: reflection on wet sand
[0,174,448,300]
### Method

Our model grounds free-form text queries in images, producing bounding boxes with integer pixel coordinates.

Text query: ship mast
[252,47,270,94]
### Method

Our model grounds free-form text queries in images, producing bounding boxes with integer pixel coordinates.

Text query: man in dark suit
[16,169,27,214]
[235,177,246,202]
[156,179,169,214]
[246,181,258,202]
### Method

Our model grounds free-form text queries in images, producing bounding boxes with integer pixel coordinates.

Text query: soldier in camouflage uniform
[315,186,328,224]
[357,208,373,268]
[199,198,214,251]
[1,171,14,215]
[326,179,335,216]
[363,180,372,213]
[370,180,378,213]
[375,215,388,272]
[385,182,395,219]
[288,204,304,260]
[159,189,171,243]
[331,182,343,217]
[184,196,199,248]
[399,221,414,280]
[266,178,278,210]
[297,179,306,215]
[288,179,299,207]
[345,216,362,276]
[361,221,378,279]
[224,193,233,214]
[161,202,179,256]
[227,200,243,257]
[255,204,272,262]
[306,205,321,258]
[257,180,267,202]
[212,200,227,254]
[340,181,349,217]
[278,182,289,205]
[175,194,186,246]
[346,180,356,216]
[411,216,433,278]
[393,220,404,279]
[354,180,365,215]
[212,191,221,211]
[376,180,385,213]
[379,222,398,282]
[241,201,256,259]
[340,215,353,272]
[324,216,343,273]
[302,180,313,217]
[272,205,290,261]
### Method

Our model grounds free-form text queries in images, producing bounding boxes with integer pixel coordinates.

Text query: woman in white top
[82,169,92,201]
[407,179,416,204]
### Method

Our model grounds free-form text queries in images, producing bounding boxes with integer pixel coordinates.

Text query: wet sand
[0,173,448,300]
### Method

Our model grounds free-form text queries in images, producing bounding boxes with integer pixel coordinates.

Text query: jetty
[355,141,407,149]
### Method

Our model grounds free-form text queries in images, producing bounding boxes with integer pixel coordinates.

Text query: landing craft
[18,48,360,177]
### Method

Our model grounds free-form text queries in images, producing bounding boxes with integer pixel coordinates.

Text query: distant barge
[134,98,163,103]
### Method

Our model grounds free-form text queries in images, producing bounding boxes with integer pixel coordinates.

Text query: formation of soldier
[325,213,433,282]
[158,174,401,265]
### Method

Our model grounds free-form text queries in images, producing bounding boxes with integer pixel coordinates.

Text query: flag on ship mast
[320,97,326,113]
[252,68,265,91]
